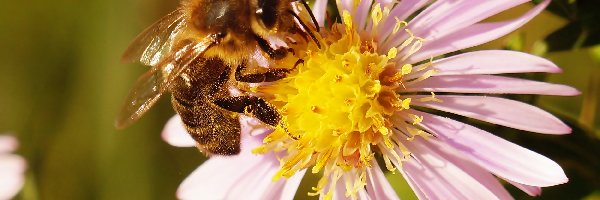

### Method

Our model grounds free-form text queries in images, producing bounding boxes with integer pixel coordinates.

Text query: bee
[116,0,320,155]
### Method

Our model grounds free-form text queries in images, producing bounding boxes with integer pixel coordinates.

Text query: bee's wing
[115,36,217,129]
[121,9,186,66]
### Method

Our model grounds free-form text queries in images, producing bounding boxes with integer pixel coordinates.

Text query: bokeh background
[0,0,598,199]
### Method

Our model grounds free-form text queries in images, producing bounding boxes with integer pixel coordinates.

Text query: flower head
[164,0,577,199]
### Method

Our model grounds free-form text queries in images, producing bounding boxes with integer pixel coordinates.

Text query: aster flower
[0,135,26,200]
[163,0,577,199]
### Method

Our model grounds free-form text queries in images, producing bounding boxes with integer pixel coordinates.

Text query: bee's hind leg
[214,96,280,127]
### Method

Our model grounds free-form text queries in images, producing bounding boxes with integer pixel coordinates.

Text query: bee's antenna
[289,10,321,49]
[298,0,320,32]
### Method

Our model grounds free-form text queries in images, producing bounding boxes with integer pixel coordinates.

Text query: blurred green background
[0,0,598,199]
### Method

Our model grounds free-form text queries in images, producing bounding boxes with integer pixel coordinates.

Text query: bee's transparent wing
[121,9,186,66]
[115,36,217,129]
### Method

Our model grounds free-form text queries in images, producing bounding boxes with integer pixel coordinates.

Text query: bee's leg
[235,60,302,83]
[214,96,280,127]
[254,34,289,60]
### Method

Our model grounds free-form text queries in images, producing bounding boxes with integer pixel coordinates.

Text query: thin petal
[384,0,459,50]
[355,0,373,29]
[177,132,303,200]
[0,154,26,200]
[504,179,542,196]
[415,1,529,42]
[177,134,268,199]
[336,0,354,15]
[162,115,269,147]
[409,95,572,134]
[0,135,18,153]
[401,138,513,200]
[226,156,305,200]
[366,161,400,200]
[312,0,329,26]
[226,158,282,200]
[328,172,368,200]
[177,152,264,199]
[379,0,431,41]
[161,115,196,147]
[261,169,306,200]
[411,110,569,187]
[406,74,580,96]
[405,0,549,64]
[398,169,428,200]
[384,0,529,50]
[239,115,274,136]
[416,50,562,76]
[337,0,373,28]
[375,0,394,6]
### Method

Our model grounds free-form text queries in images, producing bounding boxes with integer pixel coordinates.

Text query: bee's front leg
[235,60,302,83]
[254,34,290,60]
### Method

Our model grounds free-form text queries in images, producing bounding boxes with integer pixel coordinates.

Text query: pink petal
[411,110,569,187]
[406,75,580,96]
[177,133,303,200]
[366,161,400,200]
[375,0,395,6]
[336,0,373,29]
[224,147,305,200]
[177,150,263,199]
[261,169,306,200]
[504,179,542,196]
[161,115,196,147]
[0,154,26,200]
[162,115,271,148]
[312,0,329,26]
[384,0,529,50]
[379,0,431,41]
[409,95,572,134]
[401,138,513,200]
[398,169,428,200]
[415,50,562,76]
[415,1,529,42]
[239,115,275,136]
[329,176,350,200]
[0,135,18,153]
[355,0,373,29]
[329,172,368,200]
[336,0,354,19]
[405,0,549,64]
[358,189,370,200]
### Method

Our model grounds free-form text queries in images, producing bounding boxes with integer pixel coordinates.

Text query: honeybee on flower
[164,0,576,199]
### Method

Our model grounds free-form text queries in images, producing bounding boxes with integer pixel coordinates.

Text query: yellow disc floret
[253,8,434,199]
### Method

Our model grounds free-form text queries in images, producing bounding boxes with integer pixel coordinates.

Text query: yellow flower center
[254,6,436,199]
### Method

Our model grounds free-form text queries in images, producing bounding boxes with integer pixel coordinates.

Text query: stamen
[419,92,443,103]
[401,64,412,75]
[371,3,383,27]
[392,18,408,34]
[387,47,398,59]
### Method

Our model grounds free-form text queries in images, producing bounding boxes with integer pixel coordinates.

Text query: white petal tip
[162,115,197,147]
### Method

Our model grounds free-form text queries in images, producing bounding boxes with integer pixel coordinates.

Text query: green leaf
[544,0,600,51]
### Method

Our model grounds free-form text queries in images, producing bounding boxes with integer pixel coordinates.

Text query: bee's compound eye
[256,0,277,29]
